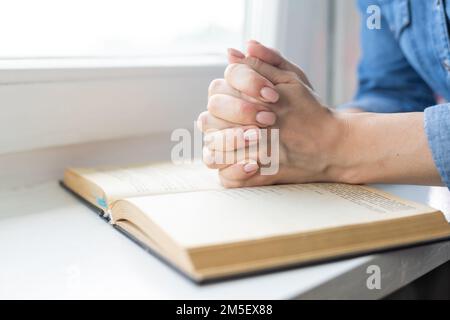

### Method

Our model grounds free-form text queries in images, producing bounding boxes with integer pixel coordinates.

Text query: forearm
[331,112,443,186]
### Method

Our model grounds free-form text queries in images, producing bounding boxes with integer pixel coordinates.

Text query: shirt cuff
[424,104,450,189]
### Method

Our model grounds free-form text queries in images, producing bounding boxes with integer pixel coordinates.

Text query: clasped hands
[197,41,351,188]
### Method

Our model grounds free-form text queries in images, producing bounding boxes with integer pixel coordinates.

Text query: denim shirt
[343,0,450,189]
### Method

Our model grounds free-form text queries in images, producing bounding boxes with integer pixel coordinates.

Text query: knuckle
[224,63,239,79]
[197,111,208,123]
[207,94,222,112]
[208,78,225,96]
[197,111,208,131]
[246,56,263,69]
[285,70,299,81]
[239,101,256,116]
[204,127,219,137]
[248,72,262,87]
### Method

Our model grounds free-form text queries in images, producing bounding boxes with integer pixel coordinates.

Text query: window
[0,0,246,59]
[0,0,336,157]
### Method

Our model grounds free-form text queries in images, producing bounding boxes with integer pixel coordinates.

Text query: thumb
[247,40,286,68]
[227,48,245,64]
[243,56,298,86]
[247,40,313,89]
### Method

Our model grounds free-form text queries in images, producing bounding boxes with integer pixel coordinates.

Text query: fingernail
[243,162,259,173]
[244,129,259,141]
[260,87,279,102]
[256,111,276,126]
[227,48,245,59]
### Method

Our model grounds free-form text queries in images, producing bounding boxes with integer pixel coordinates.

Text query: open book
[63,162,450,283]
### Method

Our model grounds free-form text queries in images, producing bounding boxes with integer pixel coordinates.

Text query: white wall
[276,0,332,101]
[331,0,361,106]
[269,0,361,106]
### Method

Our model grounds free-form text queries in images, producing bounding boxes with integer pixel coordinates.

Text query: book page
[122,183,436,248]
[70,162,222,202]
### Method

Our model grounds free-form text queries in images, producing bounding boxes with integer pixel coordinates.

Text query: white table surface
[0,181,449,299]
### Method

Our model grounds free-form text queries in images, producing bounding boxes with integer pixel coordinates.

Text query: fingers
[246,40,286,68]
[201,123,278,189]
[224,58,298,103]
[224,63,280,103]
[208,78,241,99]
[203,145,261,170]
[218,163,276,188]
[207,94,276,127]
[201,77,275,132]
[228,42,289,71]
[203,127,265,170]
[219,162,259,187]
[242,56,299,86]
[202,43,298,189]
[227,41,313,89]
[197,111,238,132]
[247,41,312,88]
[204,126,260,151]
[209,77,268,106]
[227,48,245,64]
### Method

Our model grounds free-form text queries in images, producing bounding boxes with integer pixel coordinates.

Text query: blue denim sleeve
[425,105,450,189]
[339,0,436,112]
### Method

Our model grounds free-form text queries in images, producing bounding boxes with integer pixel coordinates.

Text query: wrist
[323,111,365,184]
[327,112,440,185]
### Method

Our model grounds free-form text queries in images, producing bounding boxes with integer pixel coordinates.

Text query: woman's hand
[198,44,350,188]
[198,41,443,188]
[197,41,313,133]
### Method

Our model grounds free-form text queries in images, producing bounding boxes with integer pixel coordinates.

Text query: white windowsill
[0,54,227,84]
